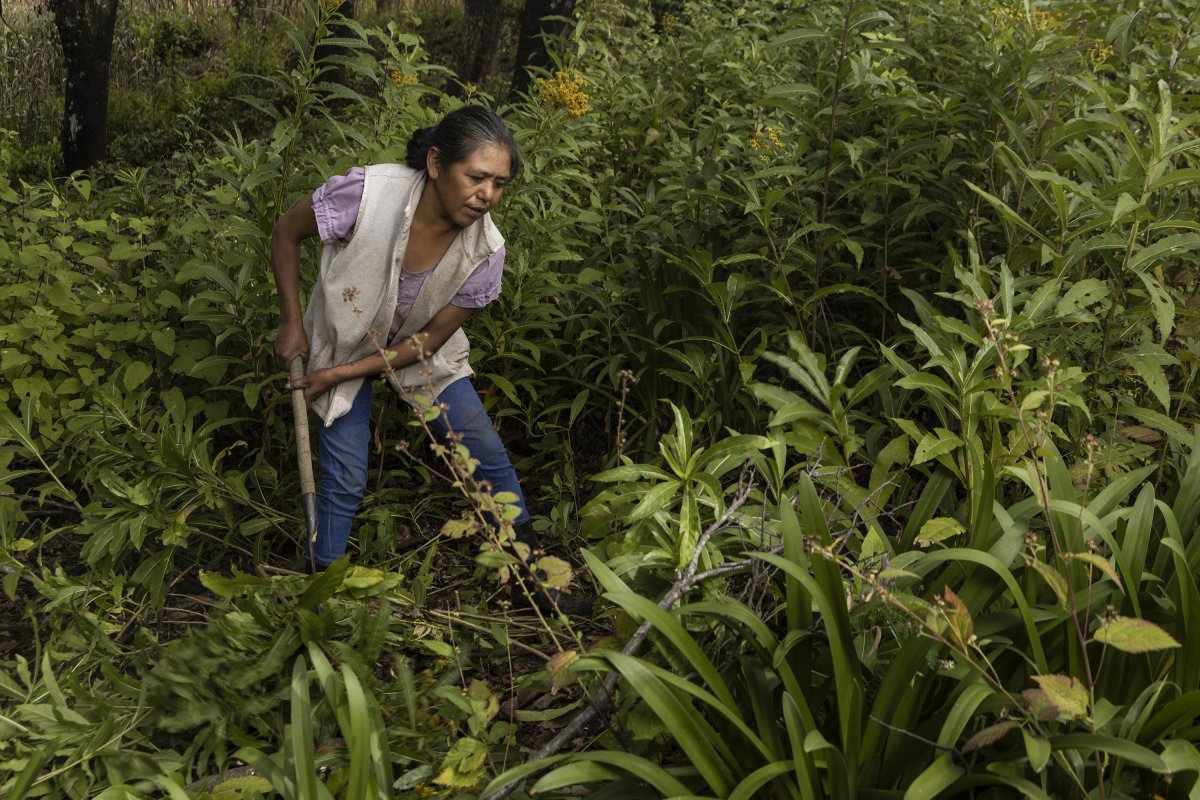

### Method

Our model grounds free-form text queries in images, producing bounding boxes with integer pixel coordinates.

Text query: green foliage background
[4,0,1200,797]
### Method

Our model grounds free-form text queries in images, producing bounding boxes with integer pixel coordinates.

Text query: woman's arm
[271,196,320,364]
[287,304,474,402]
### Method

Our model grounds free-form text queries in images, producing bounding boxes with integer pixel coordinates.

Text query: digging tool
[289,357,318,558]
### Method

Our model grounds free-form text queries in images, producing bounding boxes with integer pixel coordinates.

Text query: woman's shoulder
[363,163,420,181]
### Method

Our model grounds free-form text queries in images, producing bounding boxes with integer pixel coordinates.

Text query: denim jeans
[310,376,529,566]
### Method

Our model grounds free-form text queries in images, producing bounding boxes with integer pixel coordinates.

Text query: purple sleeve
[311,167,366,244]
[451,246,505,308]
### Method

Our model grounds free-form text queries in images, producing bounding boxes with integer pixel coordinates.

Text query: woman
[271,106,586,614]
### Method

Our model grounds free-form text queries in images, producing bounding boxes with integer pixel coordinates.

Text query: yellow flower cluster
[662,13,678,33]
[536,71,589,118]
[390,69,416,88]
[1089,41,1115,69]
[322,0,342,13]
[749,125,783,159]
[991,3,1063,34]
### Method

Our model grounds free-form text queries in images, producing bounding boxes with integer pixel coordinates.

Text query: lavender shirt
[312,167,504,339]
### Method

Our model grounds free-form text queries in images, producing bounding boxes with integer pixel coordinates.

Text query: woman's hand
[286,366,341,403]
[275,321,310,366]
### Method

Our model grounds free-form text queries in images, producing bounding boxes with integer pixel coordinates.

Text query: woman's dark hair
[405,105,521,177]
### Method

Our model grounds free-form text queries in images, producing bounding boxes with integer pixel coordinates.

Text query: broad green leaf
[435,737,488,787]
[912,429,963,467]
[1054,278,1108,317]
[895,373,955,398]
[1023,729,1051,773]
[1028,558,1069,607]
[1033,674,1089,719]
[1128,232,1200,275]
[535,556,573,590]
[1136,270,1175,343]
[212,776,274,792]
[627,480,680,523]
[198,568,270,599]
[915,516,964,547]
[1067,553,1123,592]
[124,360,154,391]
[1094,616,1181,653]
[1110,191,1141,226]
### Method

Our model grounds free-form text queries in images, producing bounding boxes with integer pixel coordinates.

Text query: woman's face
[428,143,512,228]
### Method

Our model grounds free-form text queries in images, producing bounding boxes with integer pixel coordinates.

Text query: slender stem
[810,0,854,338]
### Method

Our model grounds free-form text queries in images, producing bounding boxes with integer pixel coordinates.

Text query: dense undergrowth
[4,0,1200,797]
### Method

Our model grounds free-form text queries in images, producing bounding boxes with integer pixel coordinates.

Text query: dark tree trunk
[511,0,576,97]
[458,0,503,90]
[50,0,119,173]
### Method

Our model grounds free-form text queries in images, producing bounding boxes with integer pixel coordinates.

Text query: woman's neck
[412,178,459,237]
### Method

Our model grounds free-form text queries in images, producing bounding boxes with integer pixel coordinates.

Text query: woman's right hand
[275,321,310,366]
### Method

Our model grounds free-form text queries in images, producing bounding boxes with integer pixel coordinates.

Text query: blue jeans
[310,376,529,566]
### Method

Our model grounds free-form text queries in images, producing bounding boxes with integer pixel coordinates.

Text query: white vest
[302,164,504,425]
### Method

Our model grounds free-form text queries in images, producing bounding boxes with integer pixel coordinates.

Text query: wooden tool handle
[289,357,317,497]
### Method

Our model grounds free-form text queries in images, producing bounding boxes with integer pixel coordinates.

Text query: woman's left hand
[286,366,341,403]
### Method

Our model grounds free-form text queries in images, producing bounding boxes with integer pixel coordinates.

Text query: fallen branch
[483,467,756,800]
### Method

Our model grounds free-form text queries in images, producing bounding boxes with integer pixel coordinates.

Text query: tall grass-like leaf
[571,654,775,763]
[602,591,737,710]
[794,471,862,785]
[903,752,964,799]
[727,762,797,800]
[781,694,821,800]
[529,762,623,792]
[486,752,695,798]
[909,548,1048,672]
[339,665,376,798]
[936,682,994,749]
[604,652,735,796]
[1050,733,1167,771]
[289,656,319,800]
[754,551,860,794]
[801,730,851,800]
[780,500,812,684]
[5,742,57,800]
[899,470,955,550]
[1140,691,1200,745]
[1155,507,1200,691]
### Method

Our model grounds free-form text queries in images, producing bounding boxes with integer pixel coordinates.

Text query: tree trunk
[50,0,119,174]
[458,0,503,90]
[511,0,575,97]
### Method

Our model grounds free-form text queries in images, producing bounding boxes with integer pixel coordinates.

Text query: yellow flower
[662,13,678,33]
[990,2,1062,34]
[749,125,784,160]
[1088,41,1115,69]
[536,71,589,118]
[390,69,416,88]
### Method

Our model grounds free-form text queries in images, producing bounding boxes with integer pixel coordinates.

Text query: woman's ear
[425,146,440,179]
